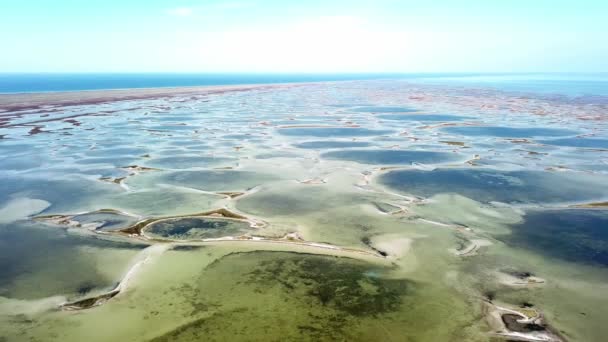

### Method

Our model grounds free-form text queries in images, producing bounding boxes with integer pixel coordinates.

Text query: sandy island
[0,82,309,114]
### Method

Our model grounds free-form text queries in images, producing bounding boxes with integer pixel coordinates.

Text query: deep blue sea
[0,73,606,96]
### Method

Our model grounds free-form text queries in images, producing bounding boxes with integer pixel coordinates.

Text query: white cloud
[172,15,558,73]
[168,7,193,16]
[189,16,409,72]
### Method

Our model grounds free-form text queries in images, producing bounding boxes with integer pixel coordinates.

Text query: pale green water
[1,80,608,341]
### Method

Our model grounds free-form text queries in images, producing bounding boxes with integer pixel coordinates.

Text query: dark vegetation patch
[148,310,246,342]
[244,253,412,317]
[145,217,249,240]
[171,245,206,252]
[149,251,415,341]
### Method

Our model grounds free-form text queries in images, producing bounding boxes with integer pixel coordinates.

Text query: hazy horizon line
[2,71,607,75]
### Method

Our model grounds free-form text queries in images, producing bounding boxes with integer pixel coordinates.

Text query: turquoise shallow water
[1,78,608,341]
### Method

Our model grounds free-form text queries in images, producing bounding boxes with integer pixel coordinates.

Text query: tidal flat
[1,80,608,341]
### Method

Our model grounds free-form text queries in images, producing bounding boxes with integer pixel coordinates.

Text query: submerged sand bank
[2,79,608,341]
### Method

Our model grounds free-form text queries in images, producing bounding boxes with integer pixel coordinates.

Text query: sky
[1,0,607,73]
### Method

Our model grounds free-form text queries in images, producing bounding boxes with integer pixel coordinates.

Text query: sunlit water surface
[1,79,607,341]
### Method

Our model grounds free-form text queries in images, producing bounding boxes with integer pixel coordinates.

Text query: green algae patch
[244,252,411,316]
[146,251,408,341]
[143,250,481,341]
[0,241,482,342]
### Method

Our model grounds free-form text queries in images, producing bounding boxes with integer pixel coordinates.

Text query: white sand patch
[371,234,412,259]
[0,295,67,315]
[495,270,545,287]
[451,239,493,256]
[0,198,50,223]
[118,244,169,292]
